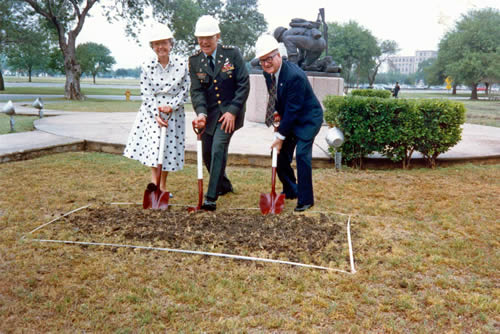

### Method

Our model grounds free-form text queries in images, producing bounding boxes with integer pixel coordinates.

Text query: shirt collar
[274,61,283,83]
[203,47,217,60]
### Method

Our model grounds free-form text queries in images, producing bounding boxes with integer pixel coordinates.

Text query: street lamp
[32,97,44,118]
[325,126,344,171]
[1,100,16,132]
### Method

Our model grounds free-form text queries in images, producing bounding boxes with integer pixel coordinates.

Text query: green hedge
[323,95,465,168]
[351,89,392,99]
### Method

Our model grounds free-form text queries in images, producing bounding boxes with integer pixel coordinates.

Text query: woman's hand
[158,106,173,114]
[156,115,169,127]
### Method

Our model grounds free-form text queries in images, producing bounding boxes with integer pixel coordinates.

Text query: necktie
[207,55,215,71]
[265,74,277,127]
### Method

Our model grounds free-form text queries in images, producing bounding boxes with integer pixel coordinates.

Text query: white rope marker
[23,205,357,274]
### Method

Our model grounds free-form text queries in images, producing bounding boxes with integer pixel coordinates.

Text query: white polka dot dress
[124,55,190,171]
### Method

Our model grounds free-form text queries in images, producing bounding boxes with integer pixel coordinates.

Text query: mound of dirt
[63,206,348,265]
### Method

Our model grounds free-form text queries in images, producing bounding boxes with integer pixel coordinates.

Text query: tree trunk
[93,73,96,84]
[0,71,4,91]
[63,34,83,100]
[28,67,32,82]
[452,83,457,95]
[485,82,489,96]
[471,84,478,100]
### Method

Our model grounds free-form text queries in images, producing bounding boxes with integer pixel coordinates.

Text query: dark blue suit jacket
[264,60,323,141]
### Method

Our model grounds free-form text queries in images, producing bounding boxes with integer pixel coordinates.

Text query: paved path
[1,103,500,167]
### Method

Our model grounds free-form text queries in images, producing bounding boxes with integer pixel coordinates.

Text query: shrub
[351,89,392,99]
[414,100,466,168]
[323,96,465,168]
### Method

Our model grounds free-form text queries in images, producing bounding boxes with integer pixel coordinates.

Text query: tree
[5,29,51,82]
[115,67,141,78]
[365,40,399,87]
[438,8,500,100]
[218,0,267,60]
[0,0,25,90]
[154,0,266,59]
[327,21,379,90]
[18,0,266,99]
[76,42,115,84]
[47,46,65,75]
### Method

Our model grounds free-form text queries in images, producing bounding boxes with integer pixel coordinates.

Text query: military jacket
[189,44,250,135]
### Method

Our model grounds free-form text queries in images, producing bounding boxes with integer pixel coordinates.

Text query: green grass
[44,99,143,113]
[461,100,500,127]
[41,100,194,113]
[0,153,498,332]
[0,86,140,96]
[0,114,38,134]
[4,75,140,86]
[399,91,478,99]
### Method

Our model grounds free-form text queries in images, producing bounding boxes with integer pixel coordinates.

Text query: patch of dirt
[62,206,348,265]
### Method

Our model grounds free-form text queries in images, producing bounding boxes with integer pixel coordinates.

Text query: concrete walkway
[1,103,500,167]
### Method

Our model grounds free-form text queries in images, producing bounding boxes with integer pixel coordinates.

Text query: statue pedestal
[245,72,344,123]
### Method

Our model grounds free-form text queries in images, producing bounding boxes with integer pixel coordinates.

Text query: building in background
[387,50,437,74]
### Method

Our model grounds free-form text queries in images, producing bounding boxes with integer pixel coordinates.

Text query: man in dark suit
[255,35,323,212]
[189,15,250,211]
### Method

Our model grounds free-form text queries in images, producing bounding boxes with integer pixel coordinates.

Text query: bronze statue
[252,9,341,74]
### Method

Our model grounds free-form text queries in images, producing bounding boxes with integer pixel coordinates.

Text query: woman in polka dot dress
[124,24,190,192]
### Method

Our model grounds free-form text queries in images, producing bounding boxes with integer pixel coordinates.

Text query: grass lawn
[44,99,143,113]
[0,114,38,134]
[0,152,498,332]
[4,75,140,86]
[0,86,140,96]
[42,100,194,113]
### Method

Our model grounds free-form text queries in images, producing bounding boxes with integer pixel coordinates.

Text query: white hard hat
[255,34,280,59]
[194,15,220,37]
[149,23,174,44]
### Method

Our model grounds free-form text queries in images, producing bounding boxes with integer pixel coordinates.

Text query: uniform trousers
[201,121,234,201]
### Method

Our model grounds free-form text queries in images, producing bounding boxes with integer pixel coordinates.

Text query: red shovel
[143,111,172,210]
[188,120,205,212]
[259,113,286,215]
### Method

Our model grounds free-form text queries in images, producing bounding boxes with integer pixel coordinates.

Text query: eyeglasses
[259,52,279,65]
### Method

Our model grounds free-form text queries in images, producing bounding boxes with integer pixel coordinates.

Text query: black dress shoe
[294,203,314,212]
[280,192,297,200]
[217,186,234,196]
[201,200,216,211]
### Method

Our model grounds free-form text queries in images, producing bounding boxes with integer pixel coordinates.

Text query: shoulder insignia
[189,49,203,58]
[222,45,235,49]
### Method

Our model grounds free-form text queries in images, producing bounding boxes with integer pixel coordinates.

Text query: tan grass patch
[0,153,498,332]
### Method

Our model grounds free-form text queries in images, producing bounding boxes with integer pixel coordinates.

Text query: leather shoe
[201,200,216,211]
[281,192,297,200]
[294,203,314,212]
[217,186,233,196]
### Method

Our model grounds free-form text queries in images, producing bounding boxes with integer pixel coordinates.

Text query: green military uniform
[189,44,250,201]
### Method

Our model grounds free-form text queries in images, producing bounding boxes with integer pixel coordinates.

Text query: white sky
[78,0,500,69]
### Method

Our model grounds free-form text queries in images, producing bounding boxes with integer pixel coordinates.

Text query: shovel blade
[259,192,285,215]
[143,183,169,210]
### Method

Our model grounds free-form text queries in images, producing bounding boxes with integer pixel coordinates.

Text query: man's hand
[271,138,284,153]
[218,112,235,133]
[194,114,207,129]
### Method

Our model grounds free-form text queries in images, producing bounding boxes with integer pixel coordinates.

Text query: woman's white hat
[149,24,174,43]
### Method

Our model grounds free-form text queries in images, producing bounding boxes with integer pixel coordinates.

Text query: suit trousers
[201,122,233,201]
[277,135,315,206]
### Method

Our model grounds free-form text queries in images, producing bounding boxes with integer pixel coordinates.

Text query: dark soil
[61,206,348,266]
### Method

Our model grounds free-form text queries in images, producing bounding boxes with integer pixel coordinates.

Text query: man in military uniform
[189,15,250,211]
